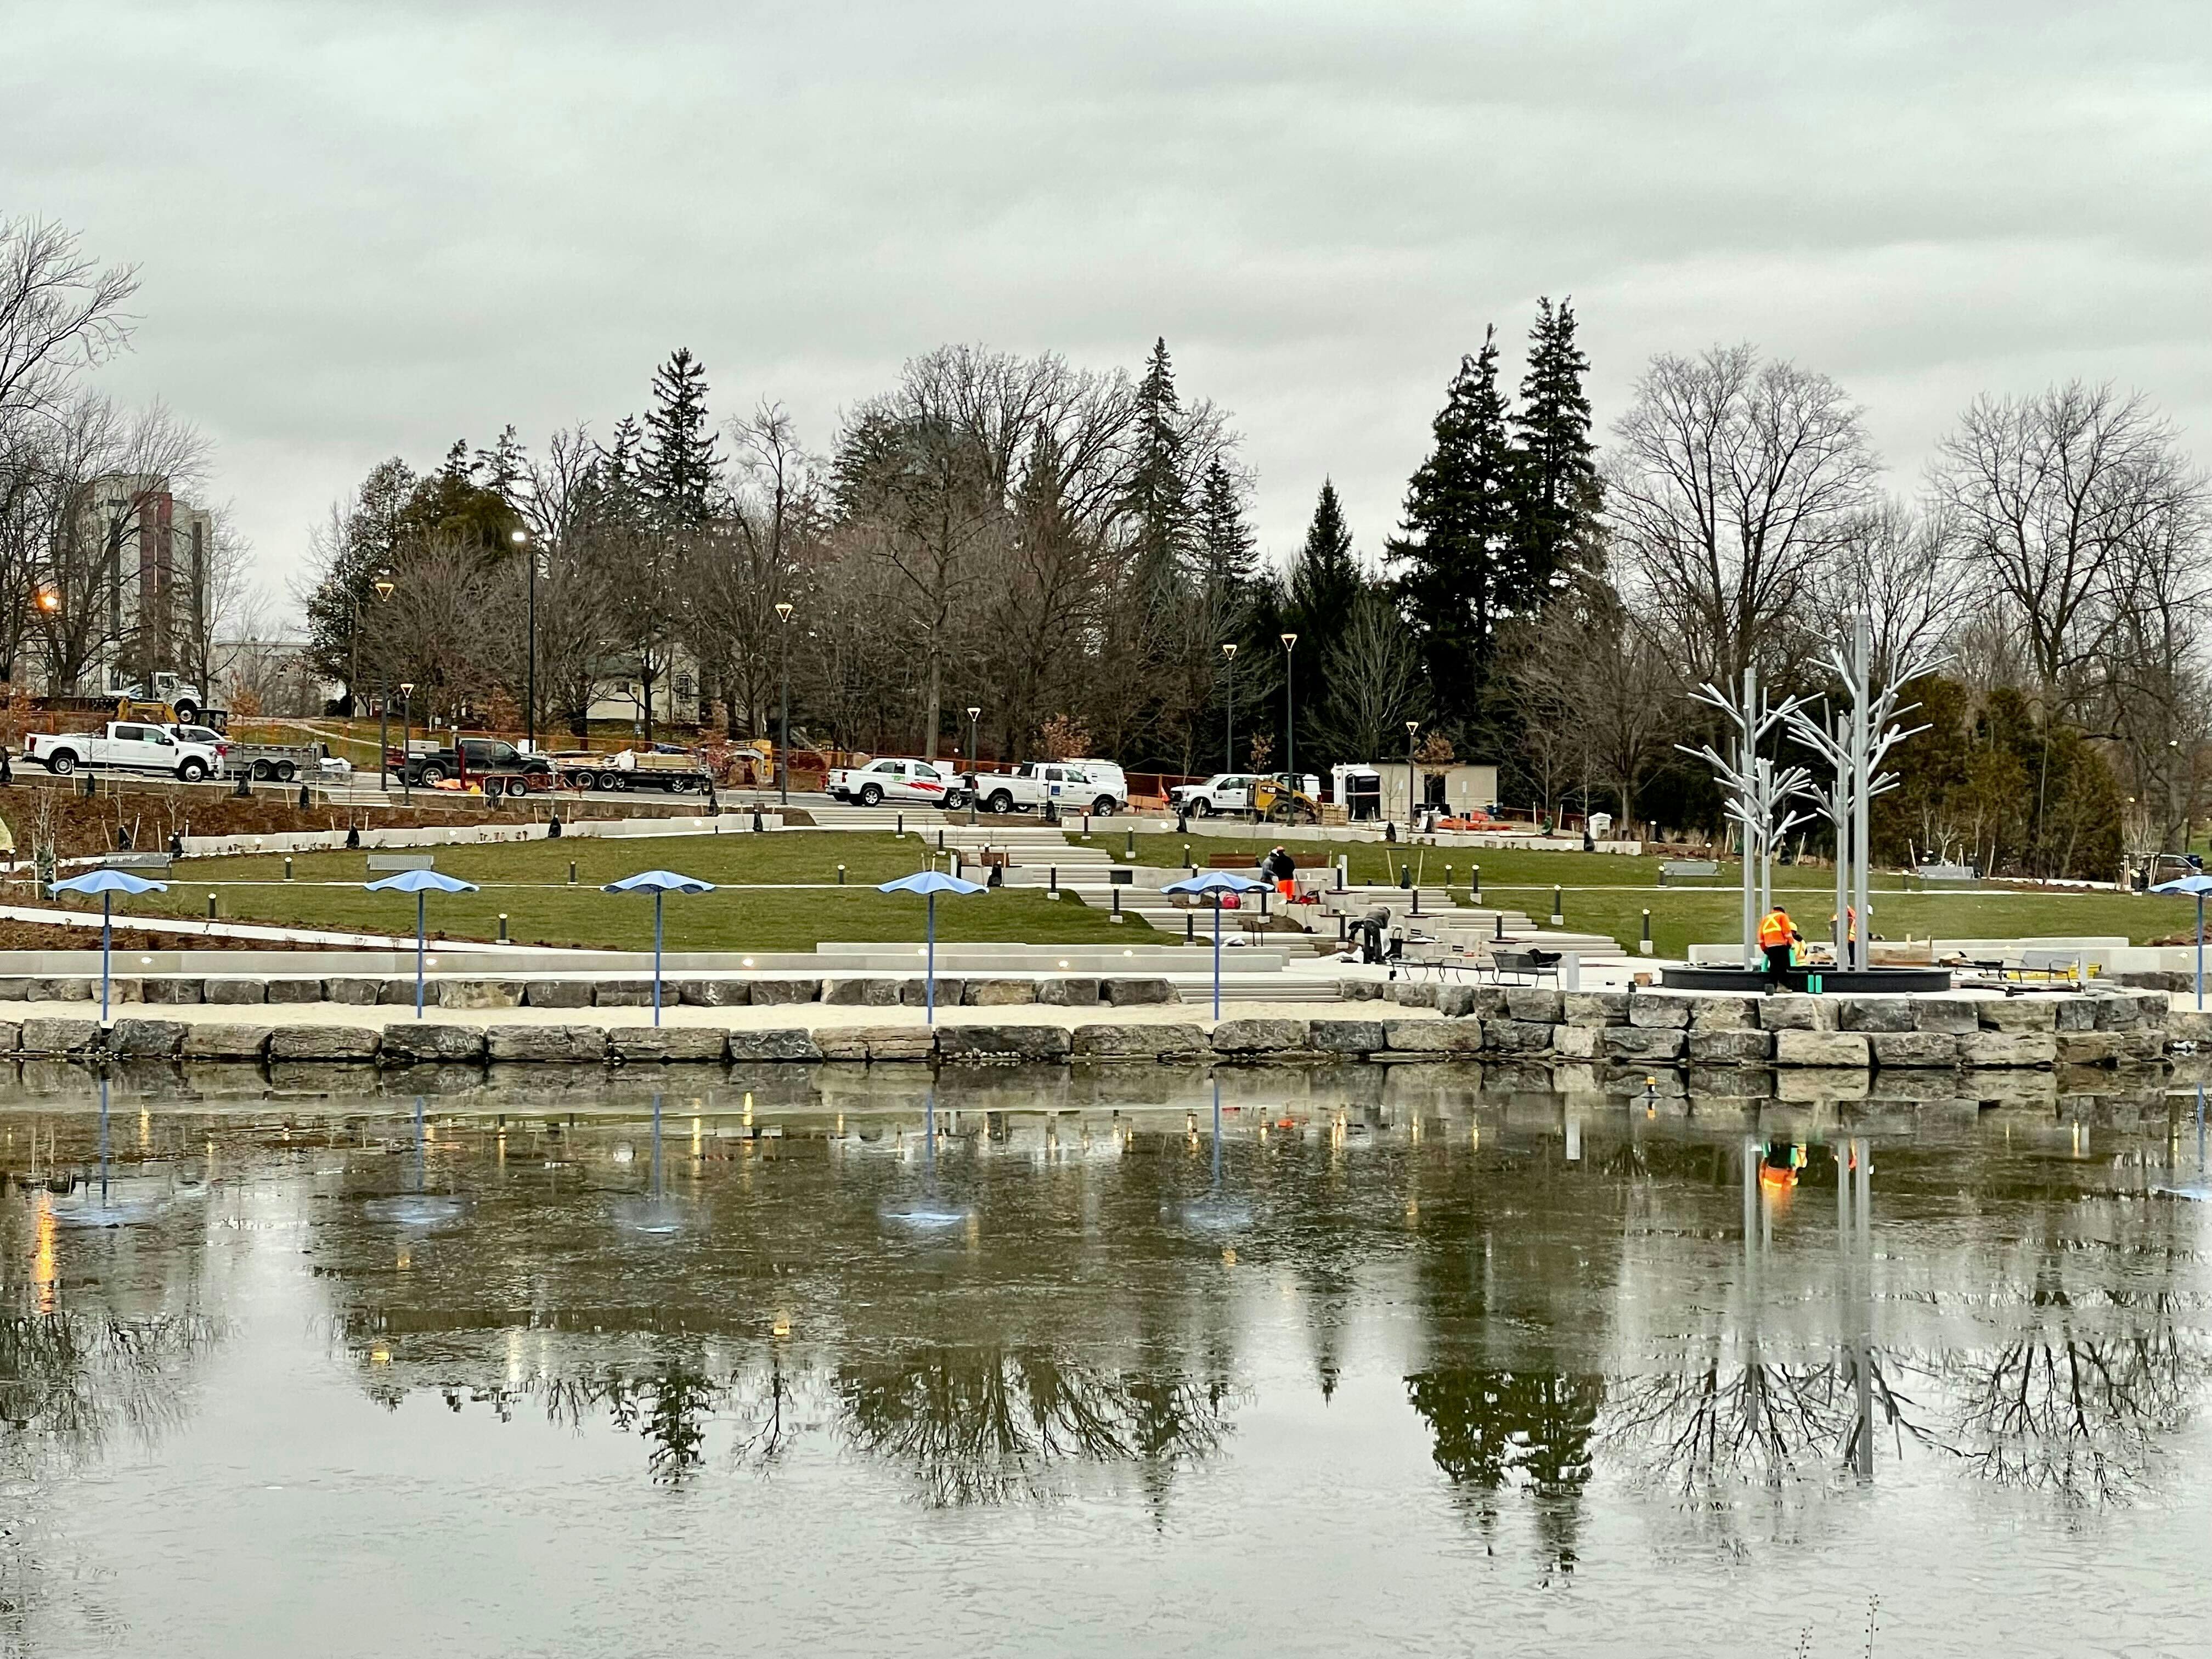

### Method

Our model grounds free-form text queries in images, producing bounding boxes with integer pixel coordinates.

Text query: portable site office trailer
[1378,763,1499,822]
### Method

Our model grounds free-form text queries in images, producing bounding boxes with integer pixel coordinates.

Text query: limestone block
[680,979,752,1007]
[1468,986,1511,1019]
[106,1018,186,1058]
[965,979,1037,1007]
[142,979,204,1005]
[0,979,27,1001]
[2053,996,2098,1032]
[725,1028,824,1062]
[380,979,425,1005]
[611,1026,727,1062]
[486,1024,606,1063]
[2168,1009,2212,1043]
[1913,998,1981,1035]
[594,984,656,1007]
[902,978,966,1007]
[1979,999,2057,1032]
[1552,1024,1604,1059]
[0,1021,17,1052]
[1437,985,1478,1018]
[19,1017,98,1054]
[264,978,324,1005]
[1306,1019,1387,1054]
[29,978,94,1002]
[1689,995,1759,1031]
[2056,1032,2124,1065]
[323,978,383,1006]
[436,978,524,1010]
[183,1022,273,1059]
[1038,977,1102,1007]
[1602,1026,1686,1061]
[1627,994,1694,1029]
[1335,977,1384,1001]
[938,1024,1073,1062]
[1211,1018,1308,1054]
[749,979,822,1006]
[822,977,900,1006]
[1385,1019,1486,1054]
[525,980,594,1008]
[1867,1031,1959,1068]
[848,1026,936,1062]
[268,1025,379,1061]
[379,1023,487,1064]
[1839,998,1913,1032]
[1073,1022,1207,1057]
[1689,1029,1773,1066]
[1759,996,1837,1031]
[1959,1031,2057,1068]
[1774,1030,1870,1068]
[1102,978,1175,1006]
[1504,986,1564,1024]
[2117,1030,2166,1062]
[1485,1018,1557,1054]
[1562,991,1629,1027]
[2096,991,2168,1030]
[1387,982,1439,1008]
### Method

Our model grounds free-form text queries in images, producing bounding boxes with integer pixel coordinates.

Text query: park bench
[366,852,436,873]
[1490,947,1562,986]
[1207,853,1325,870]
[1912,862,1977,887]
[1657,859,1721,886]
[98,853,173,876]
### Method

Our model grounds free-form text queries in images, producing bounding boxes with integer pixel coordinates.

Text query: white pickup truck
[26,720,224,781]
[824,757,962,808]
[1169,773,1259,816]
[967,761,1127,816]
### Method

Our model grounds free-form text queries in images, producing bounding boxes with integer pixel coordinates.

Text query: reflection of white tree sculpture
[1785,613,1934,969]
[1679,666,1813,966]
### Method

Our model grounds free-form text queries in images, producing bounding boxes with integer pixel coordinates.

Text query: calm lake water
[4,1062,2209,1658]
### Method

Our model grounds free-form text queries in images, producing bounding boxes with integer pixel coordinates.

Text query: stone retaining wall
[0,973,1181,1011]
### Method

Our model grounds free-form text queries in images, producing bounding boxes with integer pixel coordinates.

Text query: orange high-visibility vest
[1758,910,1794,948]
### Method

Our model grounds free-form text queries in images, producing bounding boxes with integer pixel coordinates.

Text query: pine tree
[1284,479,1364,766]
[1126,337,1190,599]
[642,347,720,528]
[1511,297,1598,592]
[472,423,528,503]
[1387,328,1519,728]
[1195,458,1256,594]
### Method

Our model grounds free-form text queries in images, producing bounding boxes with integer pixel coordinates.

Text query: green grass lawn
[31,831,1153,953]
[1110,831,2200,956]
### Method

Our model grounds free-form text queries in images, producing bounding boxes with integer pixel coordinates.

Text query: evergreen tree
[642,347,720,528]
[1283,478,1363,767]
[1387,329,1519,729]
[1126,337,1191,600]
[1510,297,1598,591]
[1195,458,1256,594]
[472,423,528,503]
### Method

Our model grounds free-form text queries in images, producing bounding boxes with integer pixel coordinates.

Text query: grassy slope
[47,831,1152,953]
[1111,831,2196,957]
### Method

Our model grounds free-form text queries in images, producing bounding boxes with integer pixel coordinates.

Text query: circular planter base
[1659,964,1955,995]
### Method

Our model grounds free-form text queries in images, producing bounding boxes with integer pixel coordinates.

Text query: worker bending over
[1758,905,1801,990]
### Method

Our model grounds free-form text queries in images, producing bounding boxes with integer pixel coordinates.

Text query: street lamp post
[1406,720,1419,837]
[775,600,794,804]
[398,682,415,803]
[371,577,394,791]
[513,528,534,755]
[1279,633,1299,786]
[966,705,981,826]
[1221,642,1237,772]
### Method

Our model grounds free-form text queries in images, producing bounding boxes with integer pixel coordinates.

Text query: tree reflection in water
[837,1347,1233,1508]
[1404,1367,1603,1575]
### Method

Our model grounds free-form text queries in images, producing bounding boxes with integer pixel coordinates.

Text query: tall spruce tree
[1510,297,1598,591]
[642,347,720,528]
[1386,328,1519,730]
[1195,458,1256,595]
[1284,478,1363,766]
[1126,337,1190,599]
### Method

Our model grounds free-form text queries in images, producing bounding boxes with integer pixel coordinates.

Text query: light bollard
[568,861,577,885]
[498,912,510,943]
[837,864,846,884]
[284,856,293,881]
[1640,909,1654,955]
[1550,885,1564,927]
[206,891,217,919]
[1471,863,1482,905]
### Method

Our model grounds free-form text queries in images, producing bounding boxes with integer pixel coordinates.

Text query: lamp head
[966,706,980,721]
[373,577,394,601]
[1221,642,1237,661]
[775,601,793,623]
[510,528,526,545]
[1280,632,1298,651]
[399,681,415,698]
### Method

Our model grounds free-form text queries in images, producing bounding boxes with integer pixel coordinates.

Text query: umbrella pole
[654,892,664,1026]
[101,894,112,1024]
[2198,894,2204,1012]
[926,893,936,1025]
[415,891,426,1018]
[1212,899,1222,1020]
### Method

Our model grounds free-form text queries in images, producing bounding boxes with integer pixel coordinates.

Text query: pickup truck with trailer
[966,760,1127,816]
[825,757,962,808]
[164,726,345,782]
[26,720,224,781]
[392,737,555,793]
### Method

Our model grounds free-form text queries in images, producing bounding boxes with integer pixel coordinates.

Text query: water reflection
[3,1069,2210,1652]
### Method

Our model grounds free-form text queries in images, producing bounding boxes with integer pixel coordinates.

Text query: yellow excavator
[1252,772,1320,824]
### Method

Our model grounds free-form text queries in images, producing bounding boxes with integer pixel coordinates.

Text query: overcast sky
[9,1,2210,616]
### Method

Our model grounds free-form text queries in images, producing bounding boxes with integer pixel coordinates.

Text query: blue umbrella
[1163,869,1268,1018]
[2152,872,2212,1009]
[877,869,986,1022]
[365,868,481,1018]
[602,870,717,1024]
[52,867,169,1023]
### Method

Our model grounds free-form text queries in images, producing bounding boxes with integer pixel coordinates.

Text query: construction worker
[1259,844,1299,900]
[1758,904,1801,990]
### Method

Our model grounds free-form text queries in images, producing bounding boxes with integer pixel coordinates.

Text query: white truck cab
[1170,774,1257,816]
[27,720,223,781]
[825,757,958,807]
